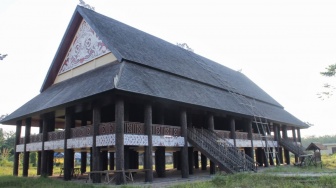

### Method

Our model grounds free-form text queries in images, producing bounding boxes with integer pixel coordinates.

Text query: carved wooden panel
[26,142,42,151]
[99,122,115,135]
[67,136,93,149]
[152,135,184,147]
[16,144,24,152]
[44,140,64,150]
[152,124,181,136]
[71,126,93,138]
[215,130,230,139]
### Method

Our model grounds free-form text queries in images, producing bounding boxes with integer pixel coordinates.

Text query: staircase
[279,138,306,156]
[187,127,257,174]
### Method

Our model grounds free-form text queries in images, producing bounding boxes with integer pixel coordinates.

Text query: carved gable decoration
[58,20,110,74]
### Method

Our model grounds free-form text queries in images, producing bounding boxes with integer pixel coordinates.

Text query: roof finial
[79,0,95,11]
[0,54,8,61]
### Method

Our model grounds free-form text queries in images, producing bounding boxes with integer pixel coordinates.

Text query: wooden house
[0,6,308,184]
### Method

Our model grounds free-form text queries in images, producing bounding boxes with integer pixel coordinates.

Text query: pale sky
[0,0,335,137]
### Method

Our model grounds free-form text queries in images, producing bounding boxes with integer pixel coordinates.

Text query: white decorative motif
[96,134,115,147]
[67,136,93,149]
[253,140,278,147]
[16,144,24,152]
[26,142,42,151]
[44,140,64,150]
[58,20,110,74]
[152,135,184,147]
[235,139,252,147]
[124,134,148,146]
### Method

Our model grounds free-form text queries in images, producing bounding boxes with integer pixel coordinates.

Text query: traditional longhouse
[1,5,308,184]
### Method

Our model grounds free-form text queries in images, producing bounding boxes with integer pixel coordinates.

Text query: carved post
[13,120,22,176]
[64,107,75,181]
[92,104,101,183]
[144,103,153,182]
[208,114,216,174]
[23,118,31,177]
[180,109,189,178]
[115,97,126,185]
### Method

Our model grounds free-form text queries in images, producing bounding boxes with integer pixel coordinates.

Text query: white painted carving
[235,139,252,147]
[152,135,184,147]
[58,20,110,74]
[96,134,115,146]
[67,136,93,149]
[26,142,42,151]
[16,144,24,152]
[124,134,148,146]
[44,140,64,150]
[253,140,278,147]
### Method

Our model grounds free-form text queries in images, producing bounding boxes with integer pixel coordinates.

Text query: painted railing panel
[48,131,65,141]
[30,134,43,143]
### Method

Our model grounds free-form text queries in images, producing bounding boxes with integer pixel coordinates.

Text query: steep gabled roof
[42,6,281,108]
[2,6,308,128]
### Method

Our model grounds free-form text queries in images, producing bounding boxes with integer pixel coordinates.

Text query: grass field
[1,154,336,187]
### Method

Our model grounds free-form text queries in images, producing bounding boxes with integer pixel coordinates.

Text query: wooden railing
[19,122,182,142]
[215,130,230,139]
[30,134,43,143]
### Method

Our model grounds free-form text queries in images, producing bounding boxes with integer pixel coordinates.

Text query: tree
[318,64,336,98]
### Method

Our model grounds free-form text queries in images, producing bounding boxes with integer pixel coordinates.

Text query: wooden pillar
[155,106,166,177]
[292,127,298,163]
[13,120,22,176]
[144,103,153,182]
[180,109,189,178]
[201,153,207,170]
[155,147,166,177]
[37,120,42,176]
[41,114,48,177]
[64,107,75,181]
[124,146,130,170]
[109,152,115,170]
[46,114,55,176]
[23,118,31,177]
[92,104,101,183]
[101,149,108,171]
[282,125,290,165]
[194,151,199,169]
[208,114,215,174]
[173,151,181,170]
[297,128,302,143]
[273,125,280,165]
[230,118,236,147]
[187,114,193,175]
[246,119,254,160]
[115,98,126,185]
[256,148,263,166]
[188,147,194,175]
[80,114,87,174]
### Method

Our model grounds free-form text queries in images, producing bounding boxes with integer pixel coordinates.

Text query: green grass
[0,176,102,188]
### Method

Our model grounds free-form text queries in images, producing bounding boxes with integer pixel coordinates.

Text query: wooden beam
[92,104,101,183]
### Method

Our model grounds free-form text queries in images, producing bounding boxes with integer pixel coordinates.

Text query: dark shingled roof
[1,6,308,128]
[2,62,120,123]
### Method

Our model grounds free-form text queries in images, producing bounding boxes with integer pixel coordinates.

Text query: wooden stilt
[23,118,31,177]
[64,108,75,181]
[208,114,215,174]
[13,120,22,176]
[144,104,153,182]
[115,97,125,185]
[155,147,166,177]
[180,109,189,178]
[92,104,101,183]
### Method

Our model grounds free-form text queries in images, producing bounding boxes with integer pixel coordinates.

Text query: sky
[0,0,336,137]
